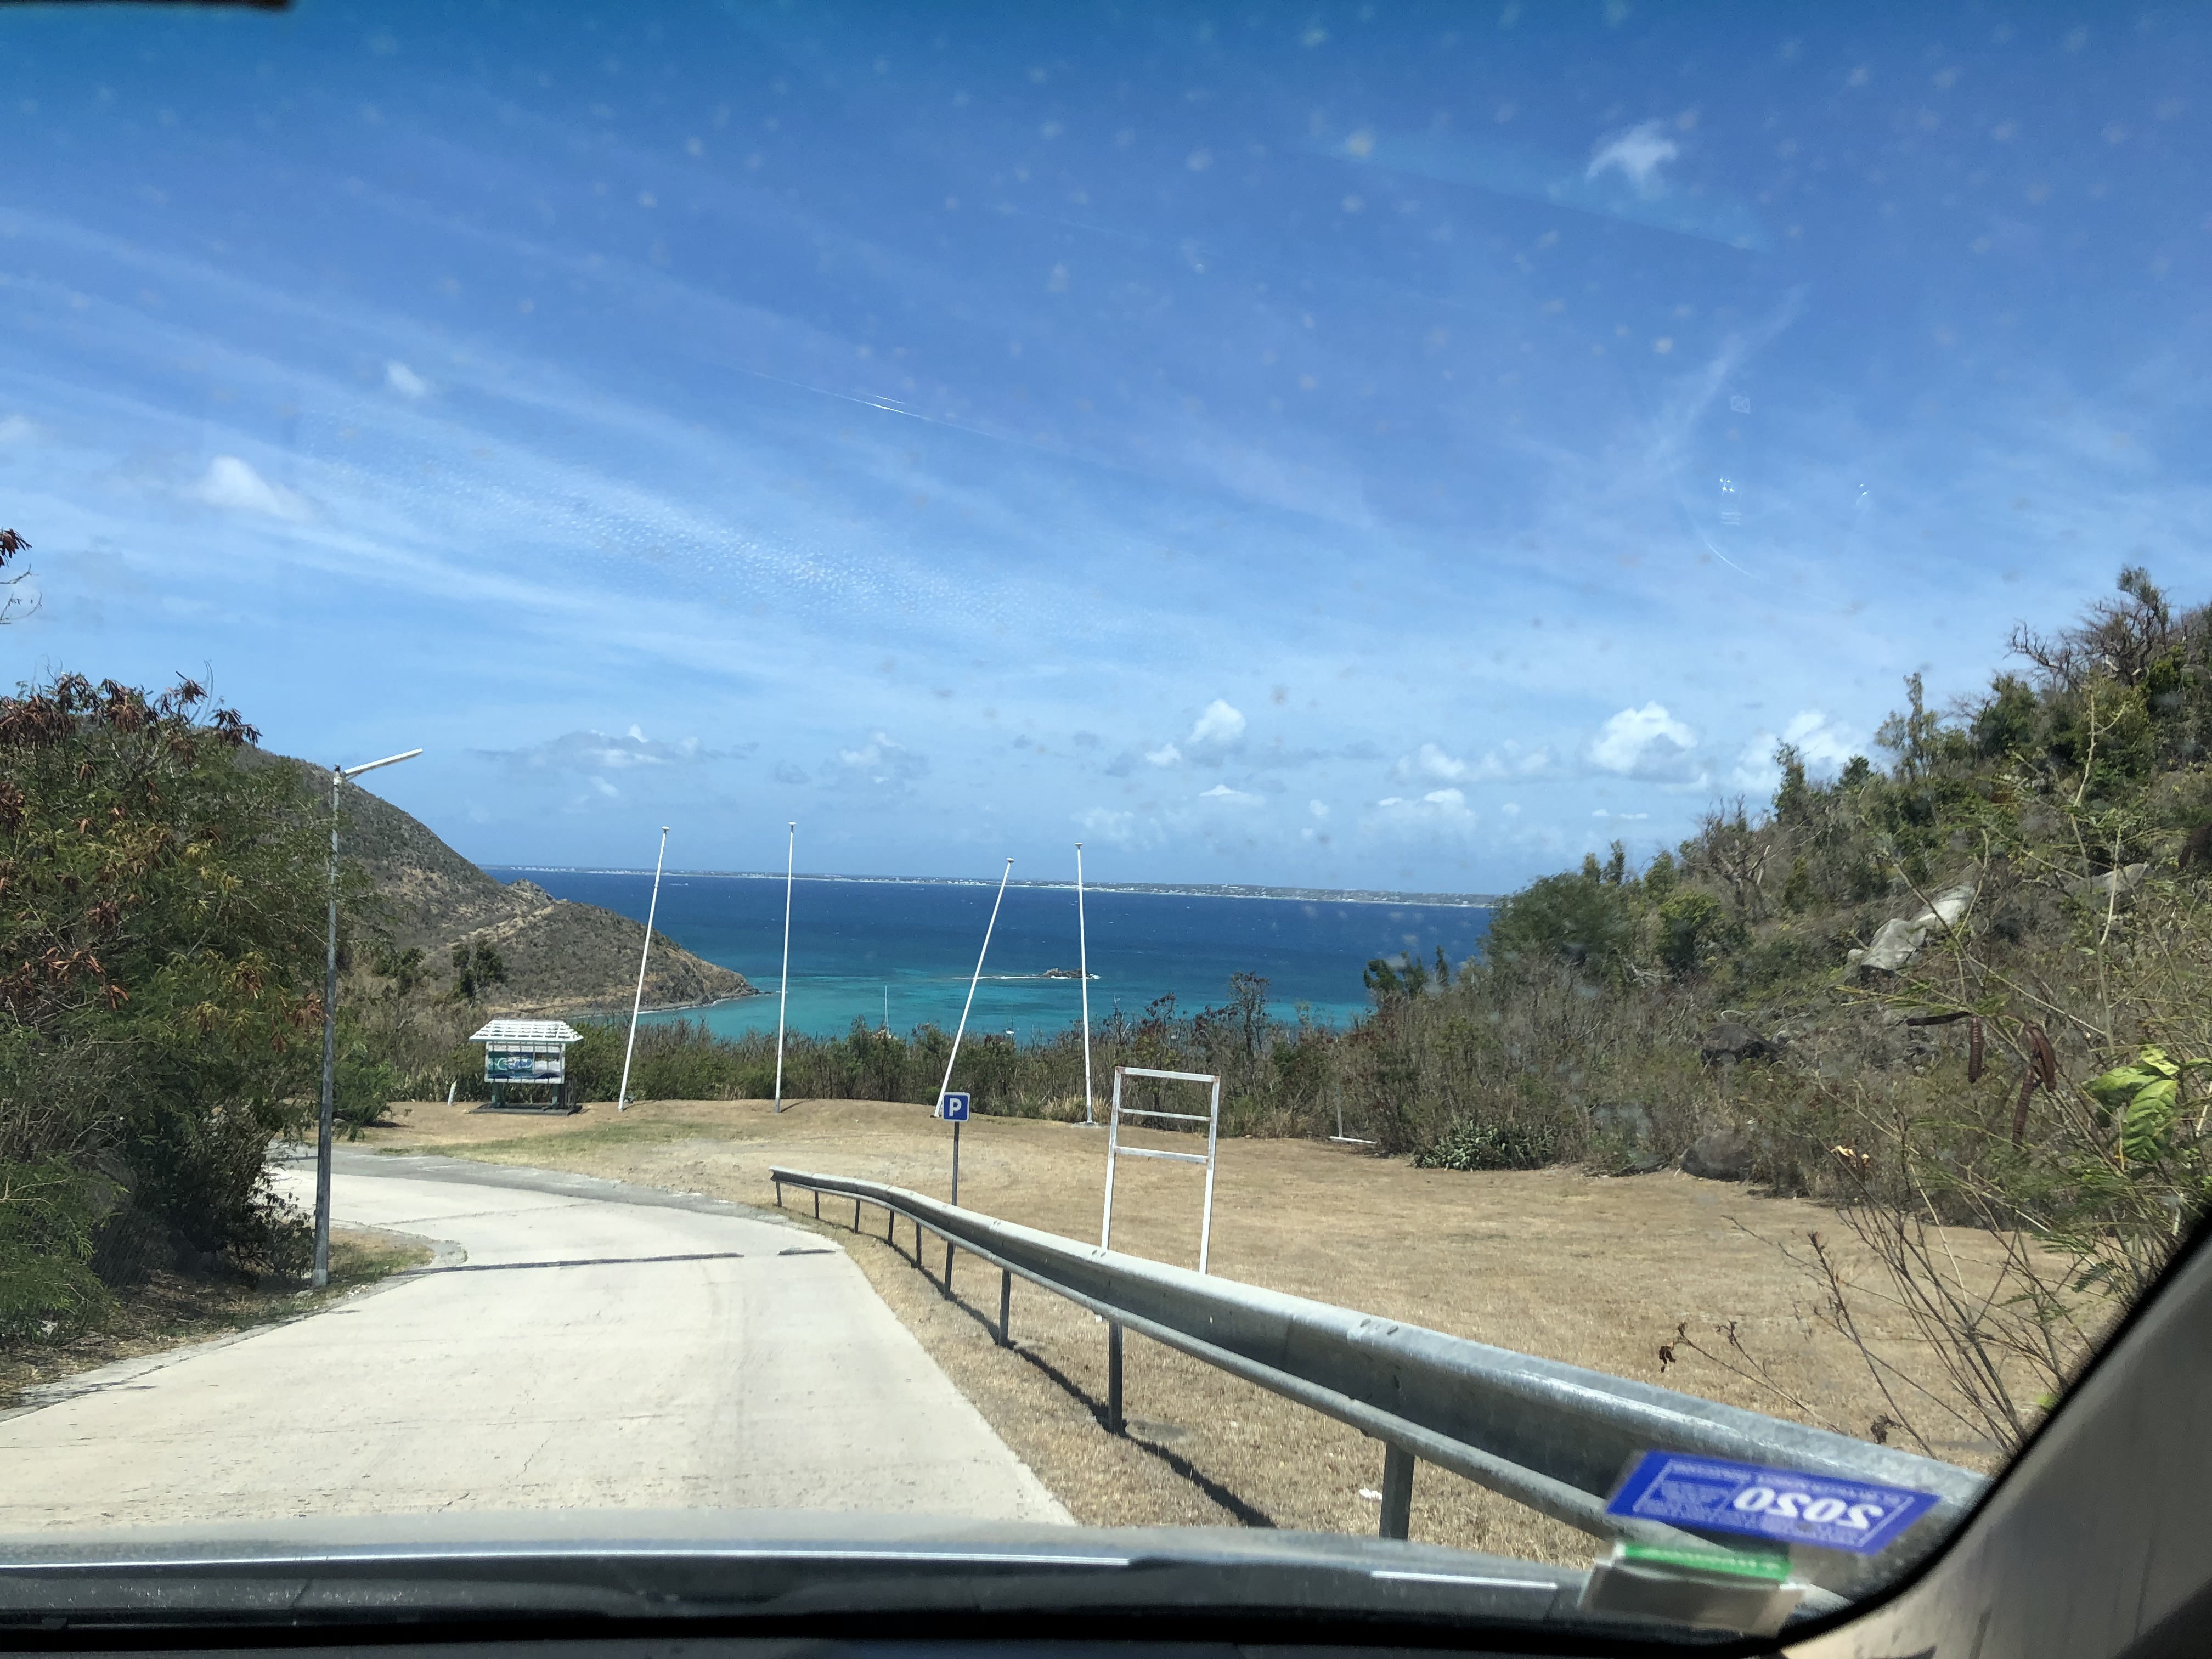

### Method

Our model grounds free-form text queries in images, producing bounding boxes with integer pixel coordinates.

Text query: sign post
[937,1090,970,1285]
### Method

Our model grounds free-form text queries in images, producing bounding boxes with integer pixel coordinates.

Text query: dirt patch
[361,1095,2001,1564]
[1,1228,432,1413]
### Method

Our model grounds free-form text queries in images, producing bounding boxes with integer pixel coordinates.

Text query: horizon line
[479,863,1498,908]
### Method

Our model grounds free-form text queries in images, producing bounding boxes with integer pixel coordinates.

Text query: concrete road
[0,1151,1068,1532]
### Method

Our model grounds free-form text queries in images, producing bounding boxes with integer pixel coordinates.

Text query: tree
[450,940,507,998]
[1,674,328,1327]
[0,529,31,628]
[1483,867,1635,979]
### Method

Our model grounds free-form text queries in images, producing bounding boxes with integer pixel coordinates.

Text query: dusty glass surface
[1,0,2207,1640]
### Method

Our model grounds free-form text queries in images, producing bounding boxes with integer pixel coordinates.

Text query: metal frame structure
[1101,1064,1221,1274]
[768,1162,1982,1588]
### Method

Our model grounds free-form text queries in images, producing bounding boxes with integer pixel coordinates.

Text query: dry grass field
[360,1096,2006,1565]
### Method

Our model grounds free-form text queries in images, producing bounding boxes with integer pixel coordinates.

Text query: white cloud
[1145,742,1183,766]
[1372,786,1476,826]
[385,360,431,398]
[1476,744,1551,779]
[1731,709,1864,792]
[1200,782,1262,804]
[1592,808,1652,820]
[1587,121,1680,195]
[0,414,36,444]
[1395,741,1470,782]
[1590,702,1699,777]
[836,730,927,788]
[189,455,308,520]
[1393,739,1550,784]
[1308,798,1329,818]
[1188,698,1246,746]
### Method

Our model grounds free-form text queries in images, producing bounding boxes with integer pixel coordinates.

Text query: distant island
[487,866,1499,910]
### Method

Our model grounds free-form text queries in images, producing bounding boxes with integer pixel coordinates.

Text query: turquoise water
[487,869,1490,1040]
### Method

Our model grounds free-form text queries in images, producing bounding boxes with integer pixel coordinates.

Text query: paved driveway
[0,1151,1068,1532]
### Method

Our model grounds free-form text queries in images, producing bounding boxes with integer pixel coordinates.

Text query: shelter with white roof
[469,1019,584,1112]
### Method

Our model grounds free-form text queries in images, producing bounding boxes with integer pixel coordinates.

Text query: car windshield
[2,0,2207,1644]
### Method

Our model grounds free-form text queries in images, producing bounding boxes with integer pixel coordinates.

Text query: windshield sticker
[1606,1453,1941,1555]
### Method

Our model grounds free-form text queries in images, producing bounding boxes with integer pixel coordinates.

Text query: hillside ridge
[252,752,756,1018]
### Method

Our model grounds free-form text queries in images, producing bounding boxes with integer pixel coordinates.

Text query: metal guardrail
[770,1166,1987,1595]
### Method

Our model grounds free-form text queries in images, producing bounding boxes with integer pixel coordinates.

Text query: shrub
[1413,1118,1559,1171]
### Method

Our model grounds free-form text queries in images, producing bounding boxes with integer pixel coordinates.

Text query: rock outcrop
[1848,879,1978,974]
[1681,1125,1758,1181]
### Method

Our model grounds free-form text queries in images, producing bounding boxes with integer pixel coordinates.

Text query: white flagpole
[616,826,669,1113]
[774,821,795,1112]
[938,858,1013,1112]
[1076,842,1095,1126]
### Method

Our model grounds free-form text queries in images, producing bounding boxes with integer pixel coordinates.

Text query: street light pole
[313,747,422,1290]
[617,826,672,1113]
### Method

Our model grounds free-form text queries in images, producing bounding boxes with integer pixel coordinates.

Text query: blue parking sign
[938,1091,970,1121]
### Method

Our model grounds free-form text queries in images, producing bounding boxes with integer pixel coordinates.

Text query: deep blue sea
[484,869,1491,1040]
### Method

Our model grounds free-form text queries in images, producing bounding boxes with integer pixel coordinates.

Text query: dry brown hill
[253,752,755,1018]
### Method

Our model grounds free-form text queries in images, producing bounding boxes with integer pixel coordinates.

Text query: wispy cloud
[384,360,431,398]
[189,456,308,521]
[1586,121,1680,195]
[834,730,928,793]
[481,726,722,774]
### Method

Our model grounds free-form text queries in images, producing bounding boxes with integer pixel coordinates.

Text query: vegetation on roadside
[1395,566,2212,1454]
[0,674,334,1340]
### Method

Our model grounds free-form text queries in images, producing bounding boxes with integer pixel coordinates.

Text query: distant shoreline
[483,865,1497,910]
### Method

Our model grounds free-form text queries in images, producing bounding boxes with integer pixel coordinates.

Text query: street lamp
[312,747,422,1289]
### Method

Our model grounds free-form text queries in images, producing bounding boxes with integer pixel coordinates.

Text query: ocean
[484,868,1491,1040]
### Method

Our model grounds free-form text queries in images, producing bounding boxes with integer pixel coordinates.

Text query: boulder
[2070,863,2149,904]
[1681,1125,1758,1182]
[1700,1021,1773,1065]
[1847,879,1977,974]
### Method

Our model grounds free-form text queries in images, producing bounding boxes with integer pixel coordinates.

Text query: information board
[484,1043,566,1084]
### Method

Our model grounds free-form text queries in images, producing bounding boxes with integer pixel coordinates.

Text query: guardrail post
[945,1237,955,1291]
[1107,1323,1125,1434]
[998,1267,1012,1346]
[812,1190,820,1219]
[773,1180,783,1208]
[1380,1443,1415,1541]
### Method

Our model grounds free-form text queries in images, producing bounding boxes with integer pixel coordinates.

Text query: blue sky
[2,1,2205,891]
